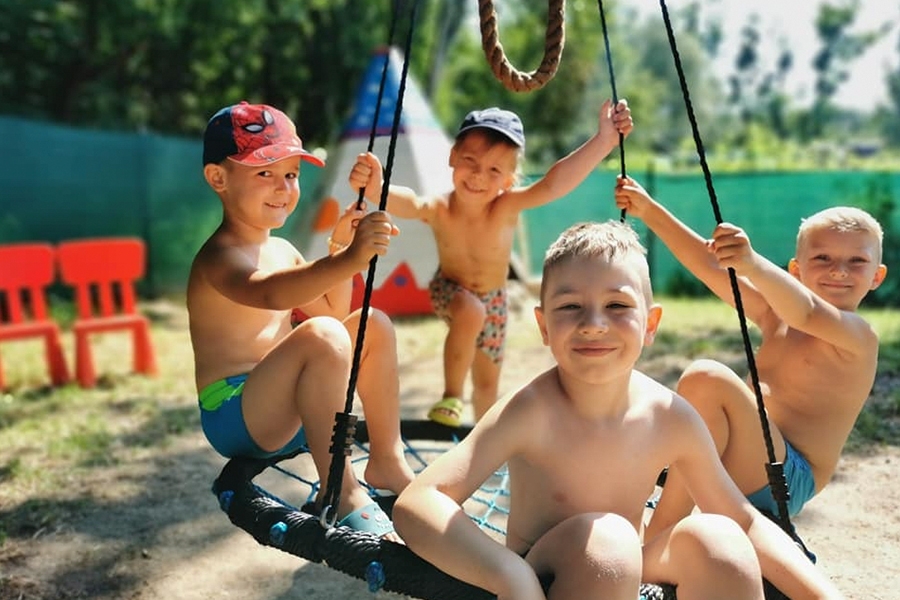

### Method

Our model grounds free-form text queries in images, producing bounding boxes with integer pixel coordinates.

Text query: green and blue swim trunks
[199,374,307,459]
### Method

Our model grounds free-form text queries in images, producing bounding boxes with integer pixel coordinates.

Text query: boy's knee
[672,513,754,561]
[293,317,352,357]
[667,514,761,594]
[359,307,396,342]
[448,291,486,325]
[677,359,739,399]
[557,513,641,565]
[535,513,641,587]
[582,514,642,584]
[588,513,641,551]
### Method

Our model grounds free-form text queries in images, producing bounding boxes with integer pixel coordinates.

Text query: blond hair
[797,206,884,261]
[541,220,653,304]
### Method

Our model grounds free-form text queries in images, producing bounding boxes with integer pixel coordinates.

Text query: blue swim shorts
[198,373,307,459]
[746,439,816,517]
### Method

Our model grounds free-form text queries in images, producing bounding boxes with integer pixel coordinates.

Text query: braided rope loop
[478,0,565,92]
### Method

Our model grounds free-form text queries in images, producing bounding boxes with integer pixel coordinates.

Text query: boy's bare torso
[187,233,300,390]
[502,369,679,555]
[427,192,519,293]
[751,320,878,491]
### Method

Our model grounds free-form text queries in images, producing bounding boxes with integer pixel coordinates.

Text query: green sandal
[427,397,464,427]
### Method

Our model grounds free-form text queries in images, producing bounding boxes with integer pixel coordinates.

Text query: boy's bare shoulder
[427,192,452,210]
[189,233,224,279]
[631,370,676,401]
[495,369,561,423]
[631,371,702,429]
[269,235,304,263]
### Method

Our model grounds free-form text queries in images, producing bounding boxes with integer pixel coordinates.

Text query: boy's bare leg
[344,309,414,495]
[643,514,764,600]
[241,318,384,527]
[441,290,487,401]
[646,359,787,539]
[525,512,642,600]
[471,350,501,421]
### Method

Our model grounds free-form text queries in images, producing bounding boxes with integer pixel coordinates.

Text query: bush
[855,175,899,307]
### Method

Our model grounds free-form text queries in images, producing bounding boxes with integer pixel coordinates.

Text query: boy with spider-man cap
[189,101,414,540]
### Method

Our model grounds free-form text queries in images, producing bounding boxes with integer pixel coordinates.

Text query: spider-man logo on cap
[202,101,325,167]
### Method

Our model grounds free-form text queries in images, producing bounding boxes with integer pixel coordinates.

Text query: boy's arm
[295,244,353,319]
[349,152,438,222]
[673,403,843,599]
[614,176,772,323]
[203,211,396,311]
[509,99,632,212]
[392,396,546,600]
[711,222,882,354]
[297,204,375,318]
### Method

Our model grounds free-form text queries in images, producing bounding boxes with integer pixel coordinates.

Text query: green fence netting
[1,116,895,300]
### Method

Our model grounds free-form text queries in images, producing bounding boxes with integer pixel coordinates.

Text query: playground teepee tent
[294,47,450,316]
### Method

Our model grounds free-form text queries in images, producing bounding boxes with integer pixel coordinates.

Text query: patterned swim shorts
[428,271,508,364]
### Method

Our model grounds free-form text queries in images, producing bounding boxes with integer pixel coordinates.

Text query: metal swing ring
[319,503,338,529]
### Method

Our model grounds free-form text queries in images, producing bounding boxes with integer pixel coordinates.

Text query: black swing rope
[597,0,628,224]
[318,0,422,527]
[656,0,815,576]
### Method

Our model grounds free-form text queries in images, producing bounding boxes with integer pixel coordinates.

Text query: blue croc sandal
[338,502,395,538]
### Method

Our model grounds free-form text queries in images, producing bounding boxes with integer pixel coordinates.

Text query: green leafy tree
[0,0,397,145]
[804,0,888,139]
[619,2,724,159]
[727,14,793,140]
[851,175,899,307]
[877,29,900,147]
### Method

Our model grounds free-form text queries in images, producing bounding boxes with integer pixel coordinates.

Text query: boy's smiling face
[789,226,886,311]
[535,254,662,384]
[206,157,302,231]
[448,130,518,204]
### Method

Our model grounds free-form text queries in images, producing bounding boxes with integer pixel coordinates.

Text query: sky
[624,0,899,110]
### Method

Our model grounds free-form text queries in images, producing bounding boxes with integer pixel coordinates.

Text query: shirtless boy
[188,101,414,538]
[613,176,887,539]
[349,100,633,425]
[392,221,842,600]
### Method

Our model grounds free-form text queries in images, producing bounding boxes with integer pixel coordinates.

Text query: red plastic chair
[56,238,158,388]
[0,243,71,389]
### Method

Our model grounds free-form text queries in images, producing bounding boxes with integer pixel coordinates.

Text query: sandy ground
[1,300,898,600]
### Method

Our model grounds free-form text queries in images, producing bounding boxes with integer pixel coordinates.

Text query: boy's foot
[427,397,464,427]
[364,452,415,496]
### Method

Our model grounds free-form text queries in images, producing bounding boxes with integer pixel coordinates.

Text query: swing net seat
[212,419,678,600]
